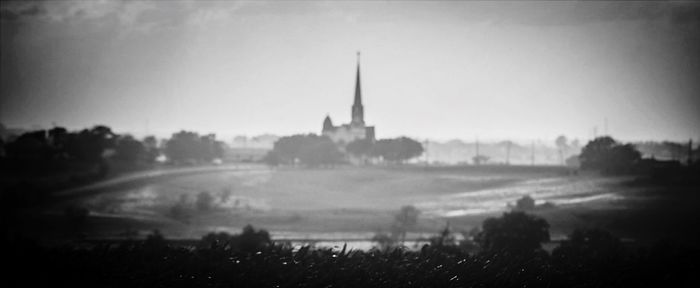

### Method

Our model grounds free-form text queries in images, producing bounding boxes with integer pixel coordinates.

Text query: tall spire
[354,51,362,106]
[351,51,364,126]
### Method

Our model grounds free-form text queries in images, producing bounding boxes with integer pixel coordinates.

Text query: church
[322,53,375,145]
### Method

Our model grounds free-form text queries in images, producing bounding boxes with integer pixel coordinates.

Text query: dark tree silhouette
[262,150,282,166]
[48,126,69,153]
[199,225,271,252]
[515,195,535,211]
[371,137,424,163]
[298,137,344,167]
[4,125,116,163]
[552,228,625,266]
[114,135,145,163]
[475,211,550,254]
[5,130,49,159]
[164,131,224,164]
[580,136,641,173]
[551,229,627,283]
[346,138,374,158]
[142,135,160,163]
[265,134,343,166]
[391,205,421,244]
[65,125,116,163]
[165,131,201,163]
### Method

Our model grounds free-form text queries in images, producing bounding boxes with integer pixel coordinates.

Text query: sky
[1,0,699,144]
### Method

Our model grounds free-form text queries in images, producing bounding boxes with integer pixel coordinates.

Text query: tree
[551,229,626,277]
[298,137,344,167]
[5,130,50,159]
[237,224,272,252]
[266,134,343,167]
[199,225,271,252]
[555,135,569,165]
[199,133,225,161]
[580,136,641,173]
[268,134,312,165]
[346,138,374,158]
[371,137,424,163]
[515,195,535,211]
[48,127,69,152]
[164,131,224,164]
[391,205,421,245]
[580,136,617,170]
[142,135,160,163]
[164,131,201,163]
[114,135,145,163]
[65,125,116,163]
[263,150,282,166]
[475,211,550,255]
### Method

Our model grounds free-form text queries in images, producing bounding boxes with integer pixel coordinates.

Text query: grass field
[31,164,700,249]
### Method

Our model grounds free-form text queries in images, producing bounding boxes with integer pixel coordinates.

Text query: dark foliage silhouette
[371,136,424,163]
[346,138,373,158]
[391,205,421,245]
[580,136,641,173]
[164,131,225,163]
[514,195,535,211]
[199,225,271,252]
[114,135,145,163]
[6,218,700,288]
[552,228,626,272]
[475,211,550,255]
[265,134,343,167]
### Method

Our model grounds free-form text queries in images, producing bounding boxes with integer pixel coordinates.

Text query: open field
[23,164,700,249]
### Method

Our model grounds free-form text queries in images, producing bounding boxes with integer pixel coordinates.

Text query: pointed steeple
[354,52,362,106]
[351,51,365,126]
[323,114,334,132]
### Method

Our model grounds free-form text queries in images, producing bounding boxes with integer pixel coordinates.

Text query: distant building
[322,52,375,145]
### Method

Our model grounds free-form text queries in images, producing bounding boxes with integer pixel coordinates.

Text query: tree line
[263,134,424,167]
[0,125,227,176]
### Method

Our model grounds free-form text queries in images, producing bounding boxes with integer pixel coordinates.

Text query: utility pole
[530,140,535,166]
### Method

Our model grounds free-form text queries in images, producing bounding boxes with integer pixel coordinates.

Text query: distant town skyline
[2,1,699,143]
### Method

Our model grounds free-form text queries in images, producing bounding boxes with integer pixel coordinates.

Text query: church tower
[322,52,375,145]
[351,52,365,127]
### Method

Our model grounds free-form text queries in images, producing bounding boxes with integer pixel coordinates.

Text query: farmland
[27,164,700,248]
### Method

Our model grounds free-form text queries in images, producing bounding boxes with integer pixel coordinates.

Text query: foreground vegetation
[6,214,699,287]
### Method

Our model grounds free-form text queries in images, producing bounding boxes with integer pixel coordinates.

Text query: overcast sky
[1,1,699,143]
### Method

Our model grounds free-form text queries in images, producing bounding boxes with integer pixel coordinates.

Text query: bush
[475,211,550,255]
[199,225,271,253]
[580,136,641,174]
[515,195,535,211]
